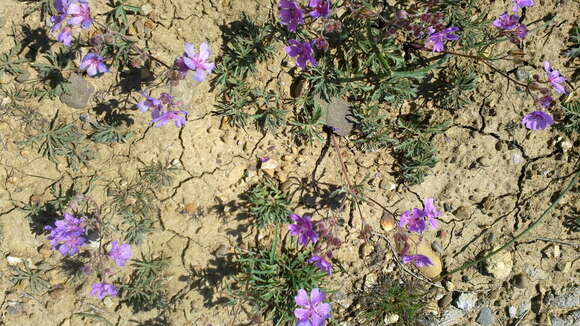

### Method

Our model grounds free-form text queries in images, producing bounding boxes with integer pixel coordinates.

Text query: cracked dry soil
[0,0,579,325]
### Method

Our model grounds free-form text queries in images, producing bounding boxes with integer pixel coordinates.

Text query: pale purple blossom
[512,0,534,12]
[423,198,440,229]
[399,208,427,233]
[492,13,519,30]
[288,214,318,246]
[294,288,332,326]
[150,110,188,128]
[426,26,460,52]
[57,26,73,46]
[80,53,109,77]
[309,0,330,19]
[182,42,215,82]
[45,213,86,256]
[515,24,528,39]
[90,283,117,299]
[521,111,554,130]
[279,0,304,32]
[402,254,433,267]
[286,39,317,70]
[307,255,332,275]
[67,0,92,29]
[544,61,567,94]
[109,240,131,267]
[136,91,163,112]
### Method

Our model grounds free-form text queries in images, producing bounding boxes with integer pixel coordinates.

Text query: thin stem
[435,168,579,282]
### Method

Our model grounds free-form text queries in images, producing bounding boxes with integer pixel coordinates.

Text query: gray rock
[60,74,95,109]
[545,286,580,309]
[425,306,465,326]
[431,241,444,254]
[454,292,478,311]
[508,306,517,318]
[551,310,580,326]
[477,307,494,325]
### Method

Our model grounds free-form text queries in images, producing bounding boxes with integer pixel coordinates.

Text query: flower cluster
[45,212,132,300]
[288,214,336,275]
[45,213,87,256]
[399,198,440,233]
[492,12,528,40]
[89,240,132,300]
[425,26,460,53]
[50,0,93,47]
[173,42,215,82]
[520,61,566,130]
[395,198,442,268]
[136,91,188,128]
[294,288,332,326]
[279,0,331,69]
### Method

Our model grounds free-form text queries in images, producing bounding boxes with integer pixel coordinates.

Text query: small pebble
[477,307,494,325]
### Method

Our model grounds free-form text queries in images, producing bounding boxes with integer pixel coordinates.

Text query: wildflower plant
[233,232,328,325]
[245,177,292,226]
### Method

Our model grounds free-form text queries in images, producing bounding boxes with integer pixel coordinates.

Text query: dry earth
[0,0,578,325]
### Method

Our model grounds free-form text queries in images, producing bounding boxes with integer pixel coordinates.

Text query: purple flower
[402,254,433,267]
[45,213,86,256]
[80,53,108,77]
[90,283,117,299]
[288,214,318,246]
[399,208,426,233]
[279,0,304,32]
[57,26,73,46]
[294,288,332,326]
[539,95,553,108]
[286,39,317,70]
[307,255,332,275]
[521,111,554,130]
[512,0,534,12]
[67,0,92,29]
[426,26,460,52]
[309,0,330,19]
[109,240,132,267]
[515,24,528,39]
[423,198,440,229]
[150,110,188,128]
[182,42,215,82]
[136,91,163,113]
[492,13,519,30]
[544,61,567,94]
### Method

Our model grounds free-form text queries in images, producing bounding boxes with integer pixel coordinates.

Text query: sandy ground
[0,0,578,325]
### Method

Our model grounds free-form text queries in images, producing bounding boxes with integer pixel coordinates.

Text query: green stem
[435,168,579,282]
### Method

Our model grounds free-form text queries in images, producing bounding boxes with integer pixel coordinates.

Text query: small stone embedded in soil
[484,249,512,280]
[383,313,399,325]
[431,240,444,254]
[454,292,478,311]
[141,3,154,15]
[60,74,95,109]
[453,206,470,219]
[477,307,494,325]
[314,95,353,136]
[551,310,580,326]
[544,286,580,309]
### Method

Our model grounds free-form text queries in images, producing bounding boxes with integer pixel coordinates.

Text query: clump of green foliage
[10,264,52,294]
[559,101,580,134]
[245,177,292,226]
[122,254,170,312]
[233,237,327,325]
[392,114,448,184]
[352,276,425,325]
